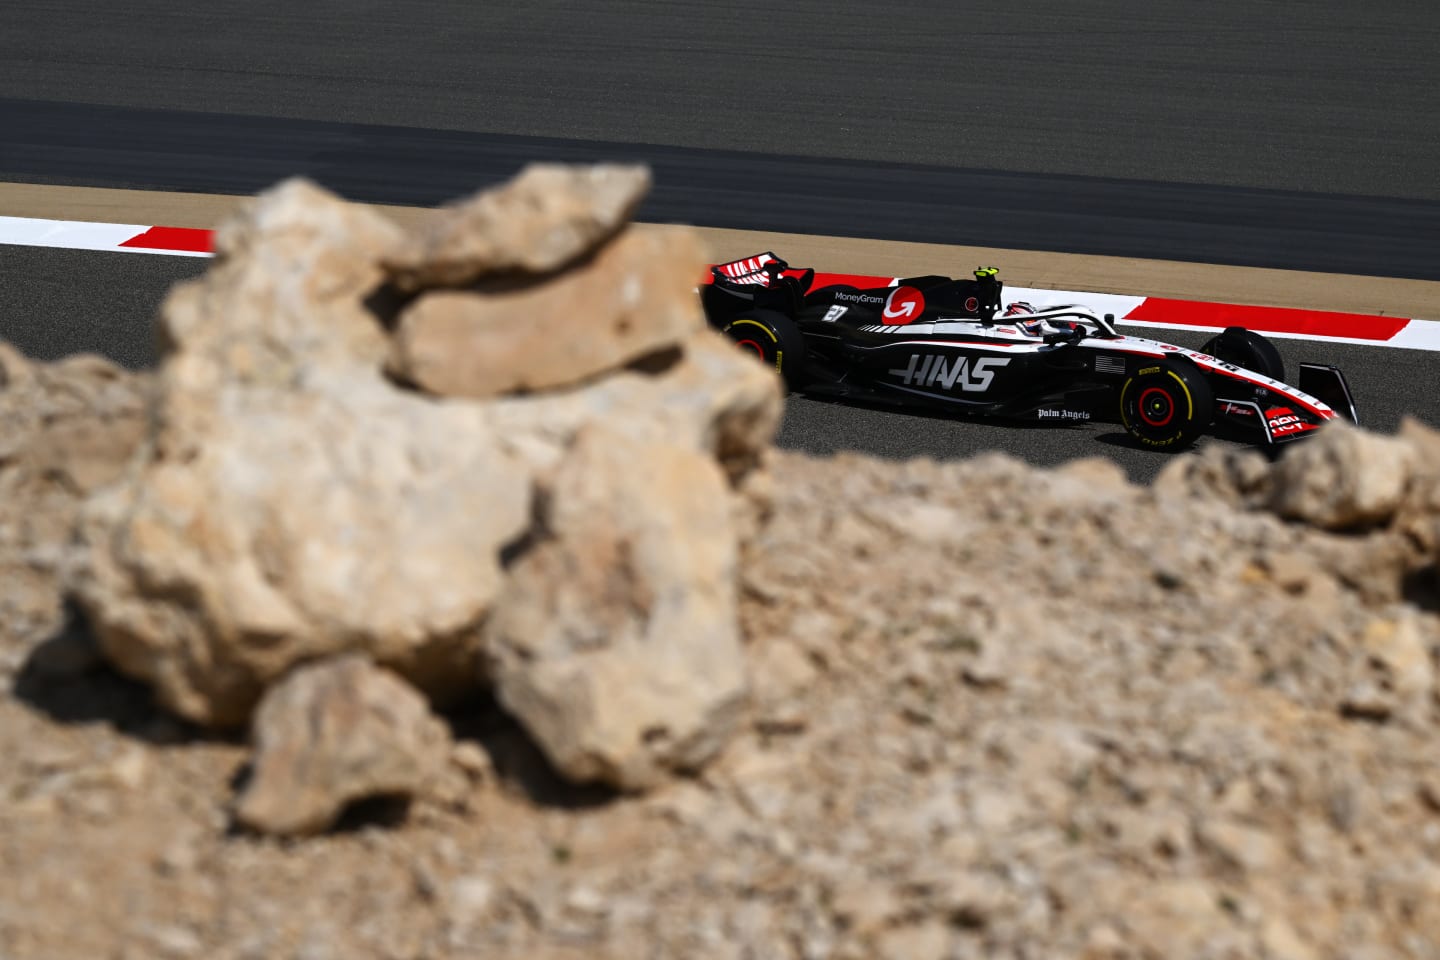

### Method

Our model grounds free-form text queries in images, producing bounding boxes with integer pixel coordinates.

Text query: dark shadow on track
[5,96,1440,280]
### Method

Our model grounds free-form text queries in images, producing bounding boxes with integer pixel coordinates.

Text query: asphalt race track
[5,1,1440,200]
[7,98,1440,281]
[4,244,1437,484]
[3,1,1439,481]
[6,2,1440,278]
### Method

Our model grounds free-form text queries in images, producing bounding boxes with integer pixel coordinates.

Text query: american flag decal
[1095,355,1126,375]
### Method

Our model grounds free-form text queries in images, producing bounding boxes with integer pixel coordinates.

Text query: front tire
[1119,359,1214,451]
[720,309,808,388]
[1200,327,1285,382]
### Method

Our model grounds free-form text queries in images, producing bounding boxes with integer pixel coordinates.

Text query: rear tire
[1119,358,1214,451]
[1200,327,1285,382]
[720,309,808,388]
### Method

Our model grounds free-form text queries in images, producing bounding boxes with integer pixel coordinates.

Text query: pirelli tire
[1199,326,1285,382]
[720,310,809,388]
[1118,358,1214,451]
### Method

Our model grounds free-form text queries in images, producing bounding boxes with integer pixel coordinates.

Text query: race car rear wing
[711,252,787,287]
[704,251,814,319]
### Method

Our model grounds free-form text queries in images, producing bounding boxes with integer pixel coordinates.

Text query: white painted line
[111,246,214,258]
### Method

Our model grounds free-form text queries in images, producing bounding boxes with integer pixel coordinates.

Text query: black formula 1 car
[702,253,1359,452]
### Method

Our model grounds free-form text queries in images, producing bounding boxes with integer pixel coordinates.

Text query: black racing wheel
[1119,358,1214,451]
[1199,326,1285,383]
[720,309,809,388]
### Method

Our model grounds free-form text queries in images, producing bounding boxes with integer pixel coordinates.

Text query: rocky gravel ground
[5,413,1440,958]
[2,165,1438,960]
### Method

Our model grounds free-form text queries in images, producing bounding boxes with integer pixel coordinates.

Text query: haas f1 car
[702,253,1358,452]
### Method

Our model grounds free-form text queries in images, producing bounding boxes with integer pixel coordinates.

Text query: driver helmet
[1003,300,1046,335]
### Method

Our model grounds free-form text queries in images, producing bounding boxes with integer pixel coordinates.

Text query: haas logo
[883,286,926,325]
[889,354,1010,392]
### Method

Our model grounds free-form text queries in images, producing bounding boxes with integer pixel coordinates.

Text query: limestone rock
[71,179,534,728]
[1260,915,1320,960]
[875,920,951,960]
[1394,417,1440,567]
[1113,879,1231,957]
[1197,818,1285,874]
[479,327,782,485]
[749,638,818,731]
[0,344,149,674]
[1269,420,1417,529]
[1153,441,1271,506]
[73,380,532,728]
[384,164,651,291]
[71,167,778,731]
[1341,613,1436,723]
[482,426,748,791]
[163,177,403,373]
[388,226,707,397]
[1399,416,1440,472]
[235,655,450,836]
[0,345,148,499]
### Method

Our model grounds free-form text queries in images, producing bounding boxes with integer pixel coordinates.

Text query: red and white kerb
[3,216,1438,351]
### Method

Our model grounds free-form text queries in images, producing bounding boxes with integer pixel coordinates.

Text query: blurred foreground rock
[235,654,451,837]
[0,344,148,680]
[1157,418,1440,604]
[483,426,747,790]
[388,225,709,397]
[382,164,650,290]
[72,180,536,727]
[70,166,780,755]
